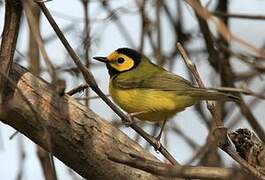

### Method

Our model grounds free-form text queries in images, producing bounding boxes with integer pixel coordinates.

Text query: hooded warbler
[94,48,238,140]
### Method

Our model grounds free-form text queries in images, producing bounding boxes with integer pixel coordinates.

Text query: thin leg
[155,120,167,141]
[128,111,148,117]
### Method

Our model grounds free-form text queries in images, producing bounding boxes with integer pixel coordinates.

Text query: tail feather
[188,88,240,102]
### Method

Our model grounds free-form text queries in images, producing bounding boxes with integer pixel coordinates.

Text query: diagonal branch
[0,64,167,180]
[108,151,235,179]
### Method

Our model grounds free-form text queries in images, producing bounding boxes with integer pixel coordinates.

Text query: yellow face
[106,51,135,72]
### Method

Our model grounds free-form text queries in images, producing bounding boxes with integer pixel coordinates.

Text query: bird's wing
[114,72,195,93]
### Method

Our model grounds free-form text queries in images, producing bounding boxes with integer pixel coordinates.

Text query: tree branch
[108,151,235,179]
[0,0,22,104]
[0,64,167,180]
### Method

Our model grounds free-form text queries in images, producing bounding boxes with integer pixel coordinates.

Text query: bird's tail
[188,87,240,102]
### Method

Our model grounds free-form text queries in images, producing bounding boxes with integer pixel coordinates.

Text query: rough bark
[0,64,166,180]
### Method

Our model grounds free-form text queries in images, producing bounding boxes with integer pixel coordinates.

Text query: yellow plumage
[109,81,195,121]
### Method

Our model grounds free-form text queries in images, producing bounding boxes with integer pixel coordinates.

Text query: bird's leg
[156,120,167,141]
[123,111,148,127]
[154,120,167,149]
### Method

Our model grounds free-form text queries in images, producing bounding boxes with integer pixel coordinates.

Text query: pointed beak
[93,56,108,63]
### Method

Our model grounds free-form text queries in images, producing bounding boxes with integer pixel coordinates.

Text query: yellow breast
[109,82,196,122]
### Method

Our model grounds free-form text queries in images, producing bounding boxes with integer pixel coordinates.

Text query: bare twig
[67,84,89,96]
[108,152,235,179]
[186,141,211,164]
[27,1,40,75]
[75,95,110,100]
[9,131,19,140]
[16,135,26,180]
[136,0,147,52]
[81,0,91,107]
[155,0,164,65]
[177,42,223,127]
[22,0,57,80]
[171,125,198,150]
[227,86,265,129]
[213,11,265,20]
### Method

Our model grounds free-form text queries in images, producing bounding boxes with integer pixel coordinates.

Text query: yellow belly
[109,83,196,122]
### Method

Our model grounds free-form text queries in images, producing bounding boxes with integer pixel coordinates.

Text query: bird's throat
[106,63,119,77]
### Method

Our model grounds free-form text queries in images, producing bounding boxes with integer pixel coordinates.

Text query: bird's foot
[153,121,166,151]
[122,113,136,127]
[153,134,162,151]
[122,111,147,127]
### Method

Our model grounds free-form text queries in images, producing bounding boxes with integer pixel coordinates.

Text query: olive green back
[112,56,196,94]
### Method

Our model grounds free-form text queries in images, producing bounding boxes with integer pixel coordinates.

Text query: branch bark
[0,64,167,180]
[0,0,22,104]
[108,152,235,179]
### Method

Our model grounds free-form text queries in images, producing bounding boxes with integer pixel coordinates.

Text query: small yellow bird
[94,48,238,141]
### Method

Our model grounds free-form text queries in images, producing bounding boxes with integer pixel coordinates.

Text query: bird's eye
[117,58,125,64]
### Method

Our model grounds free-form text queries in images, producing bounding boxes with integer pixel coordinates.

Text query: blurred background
[0,0,265,179]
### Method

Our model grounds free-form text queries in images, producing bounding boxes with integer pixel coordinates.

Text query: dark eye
[117,58,125,64]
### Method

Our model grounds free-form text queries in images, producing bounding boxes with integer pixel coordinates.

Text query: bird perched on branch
[94,48,239,143]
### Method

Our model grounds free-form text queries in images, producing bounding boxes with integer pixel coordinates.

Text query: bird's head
[93,48,142,77]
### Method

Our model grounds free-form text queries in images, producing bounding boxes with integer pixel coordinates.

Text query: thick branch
[0,64,166,180]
